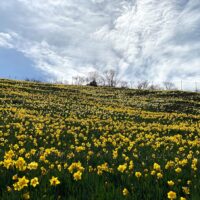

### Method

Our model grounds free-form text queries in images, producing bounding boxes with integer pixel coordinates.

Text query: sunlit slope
[1,79,200,115]
[0,79,200,200]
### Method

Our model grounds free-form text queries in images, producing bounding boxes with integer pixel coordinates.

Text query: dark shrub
[88,80,98,87]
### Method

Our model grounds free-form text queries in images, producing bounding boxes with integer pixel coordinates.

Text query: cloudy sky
[0,0,200,86]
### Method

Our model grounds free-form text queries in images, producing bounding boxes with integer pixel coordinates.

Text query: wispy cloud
[0,32,15,48]
[0,0,199,82]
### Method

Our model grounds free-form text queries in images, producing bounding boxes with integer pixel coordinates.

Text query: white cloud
[0,32,15,48]
[0,0,200,83]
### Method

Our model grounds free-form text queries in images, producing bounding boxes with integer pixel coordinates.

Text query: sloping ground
[0,79,199,200]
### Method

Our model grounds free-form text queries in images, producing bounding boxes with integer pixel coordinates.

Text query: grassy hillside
[0,79,200,200]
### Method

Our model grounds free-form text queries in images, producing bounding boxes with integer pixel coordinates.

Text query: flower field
[0,79,200,200]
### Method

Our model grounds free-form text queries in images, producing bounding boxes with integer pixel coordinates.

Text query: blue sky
[0,0,200,85]
[0,48,44,80]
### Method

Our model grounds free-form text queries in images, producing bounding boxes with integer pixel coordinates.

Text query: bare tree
[55,80,69,85]
[98,75,106,86]
[72,76,78,85]
[103,69,118,87]
[86,71,99,83]
[148,84,162,90]
[129,81,135,89]
[163,81,177,90]
[120,81,128,88]
[136,80,150,90]
[85,71,106,86]
[72,76,85,85]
